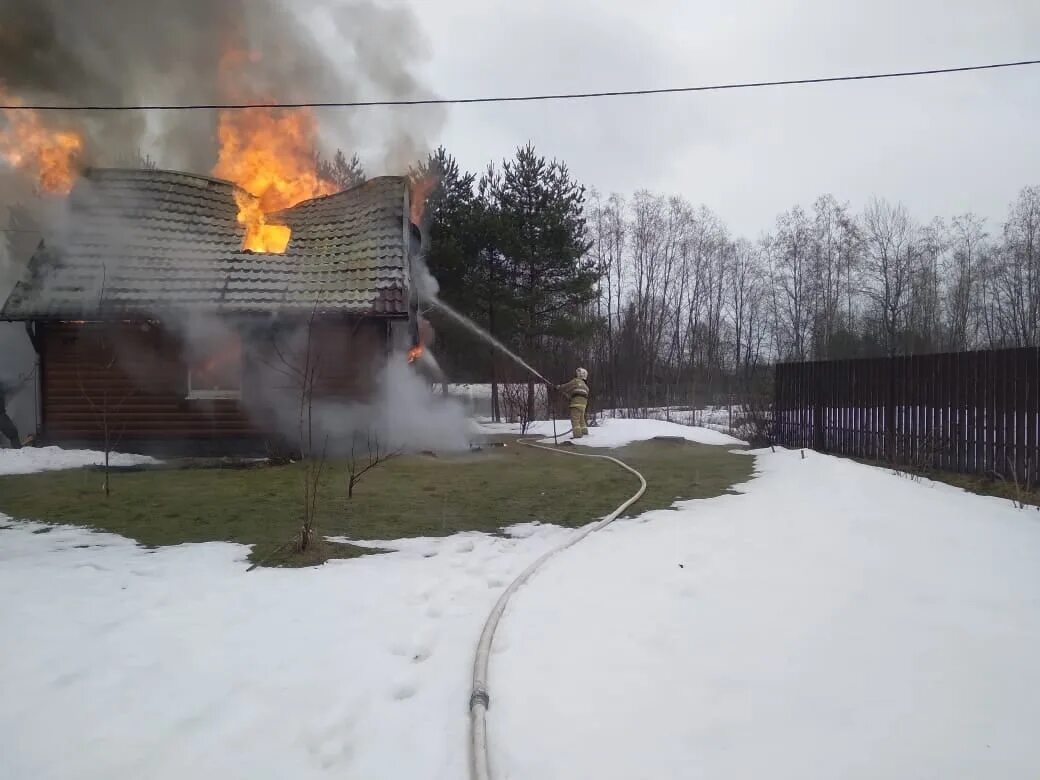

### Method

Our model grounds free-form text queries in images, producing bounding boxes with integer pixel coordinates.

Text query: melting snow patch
[490,448,1040,779]
[0,446,159,476]
[478,417,745,447]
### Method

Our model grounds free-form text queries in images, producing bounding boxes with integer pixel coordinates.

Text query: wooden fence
[774,347,1040,485]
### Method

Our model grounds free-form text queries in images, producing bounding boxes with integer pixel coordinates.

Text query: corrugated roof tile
[1,168,411,319]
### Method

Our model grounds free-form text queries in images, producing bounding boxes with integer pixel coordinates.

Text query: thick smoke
[276,360,471,455]
[163,312,471,454]
[0,184,45,437]
[0,0,462,452]
[0,0,445,171]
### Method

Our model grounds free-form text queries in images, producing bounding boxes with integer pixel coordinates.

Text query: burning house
[0,167,428,454]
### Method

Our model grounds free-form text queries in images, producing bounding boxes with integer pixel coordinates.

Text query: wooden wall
[39,317,390,449]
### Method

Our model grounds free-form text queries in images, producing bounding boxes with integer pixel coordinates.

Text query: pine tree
[316,150,366,191]
[485,143,598,415]
[413,148,508,406]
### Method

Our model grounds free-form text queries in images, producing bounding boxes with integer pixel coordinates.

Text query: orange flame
[212,105,336,252]
[407,344,424,364]
[410,174,437,225]
[232,189,291,253]
[210,43,337,253]
[0,88,83,194]
[199,338,242,374]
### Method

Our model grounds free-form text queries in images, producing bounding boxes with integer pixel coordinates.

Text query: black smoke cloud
[0,0,442,172]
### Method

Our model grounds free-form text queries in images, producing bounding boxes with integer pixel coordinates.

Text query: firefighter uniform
[557,371,590,439]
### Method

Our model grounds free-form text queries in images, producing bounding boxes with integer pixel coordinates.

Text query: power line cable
[1,59,1037,112]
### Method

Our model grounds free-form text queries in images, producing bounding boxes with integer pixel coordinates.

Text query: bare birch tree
[945,213,988,350]
[859,199,917,356]
[770,206,816,361]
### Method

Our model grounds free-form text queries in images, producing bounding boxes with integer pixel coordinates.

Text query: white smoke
[307,361,470,454]
[0,194,43,439]
[411,258,441,300]
[151,311,472,455]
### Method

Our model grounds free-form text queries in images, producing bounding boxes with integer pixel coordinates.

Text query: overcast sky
[317,0,1038,237]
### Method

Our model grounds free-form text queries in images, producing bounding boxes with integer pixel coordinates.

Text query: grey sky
[328,0,1038,236]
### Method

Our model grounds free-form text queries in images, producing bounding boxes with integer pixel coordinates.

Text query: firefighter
[556,367,590,439]
[0,380,20,449]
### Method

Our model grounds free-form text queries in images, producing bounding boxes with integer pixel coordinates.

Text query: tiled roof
[0,168,411,319]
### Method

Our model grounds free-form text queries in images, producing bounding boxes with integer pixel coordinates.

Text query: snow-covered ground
[2,427,1039,779]
[444,383,753,436]
[477,416,745,448]
[491,451,1040,779]
[0,445,159,476]
[603,404,763,439]
[0,522,575,780]
[438,383,548,420]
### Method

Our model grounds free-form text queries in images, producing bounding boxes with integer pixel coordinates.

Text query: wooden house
[0,168,422,454]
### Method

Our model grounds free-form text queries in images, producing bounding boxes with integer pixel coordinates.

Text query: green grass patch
[840,454,1040,509]
[881,463,1040,509]
[0,437,752,567]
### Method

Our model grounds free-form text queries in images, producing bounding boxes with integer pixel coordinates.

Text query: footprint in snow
[305,713,356,769]
[390,672,419,701]
[75,562,109,572]
[393,684,416,701]
[53,670,86,688]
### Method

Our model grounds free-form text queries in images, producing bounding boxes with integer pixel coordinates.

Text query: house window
[187,335,242,400]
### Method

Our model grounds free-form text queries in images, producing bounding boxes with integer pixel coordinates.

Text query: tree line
[350,146,1040,416]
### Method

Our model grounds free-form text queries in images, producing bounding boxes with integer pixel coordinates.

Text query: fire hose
[468,439,647,780]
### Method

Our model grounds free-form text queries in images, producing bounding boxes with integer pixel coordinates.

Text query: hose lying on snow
[469,439,648,780]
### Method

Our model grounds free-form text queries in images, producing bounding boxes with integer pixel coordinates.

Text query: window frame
[185,338,243,401]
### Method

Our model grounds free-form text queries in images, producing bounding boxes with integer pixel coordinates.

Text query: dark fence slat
[983,350,993,475]
[1029,345,1036,487]
[956,350,966,473]
[799,361,806,449]
[903,355,912,465]
[961,350,971,473]
[938,353,947,471]
[1033,348,1039,487]
[943,352,953,473]
[937,353,947,471]
[995,349,1005,476]
[1016,348,1028,484]
[993,350,1002,476]
[915,354,924,465]
[848,359,856,458]
[833,359,840,454]
[971,350,982,475]
[865,359,871,457]
[875,358,882,461]
[849,360,855,458]
[941,352,950,469]
[975,350,984,473]
[874,357,883,460]
[774,347,1037,483]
